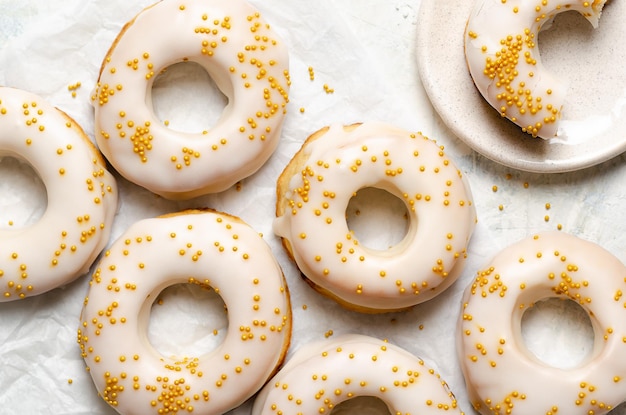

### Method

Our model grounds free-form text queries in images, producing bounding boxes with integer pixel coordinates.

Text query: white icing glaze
[78,210,291,415]
[252,334,464,415]
[273,122,476,312]
[0,87,117,301]
[465,0,606,139]
[458,231,626,415]
[92,0,290,199]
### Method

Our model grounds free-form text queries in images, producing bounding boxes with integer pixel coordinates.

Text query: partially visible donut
[465,0,607,139]
[274,122,476,313]
[252,334,464,415]
[0,87,117,301]
[92,0,290,199]
[459,231,626,415]
[78,209,291,415]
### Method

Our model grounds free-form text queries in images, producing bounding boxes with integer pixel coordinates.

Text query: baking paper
[1,0,625,414]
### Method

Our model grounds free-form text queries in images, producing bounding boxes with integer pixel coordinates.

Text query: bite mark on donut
[465,0,607,139]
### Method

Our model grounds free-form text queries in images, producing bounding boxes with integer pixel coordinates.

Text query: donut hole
[147,282,228,358]
[520,297,595,370]
[0,156,47,230]
[346,187,409,251]
[151,61,228,133]
[330,396,392,415]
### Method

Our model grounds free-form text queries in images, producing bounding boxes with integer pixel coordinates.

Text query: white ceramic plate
[416,0,626,173]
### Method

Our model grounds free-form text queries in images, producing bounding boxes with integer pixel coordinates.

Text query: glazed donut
[274,122,476,313]
[252,334,463,414]
[77,209,292,414]
[464,0,607,139]
[0,87,117,301]
[458,231,626,415]
[92,0,290,199]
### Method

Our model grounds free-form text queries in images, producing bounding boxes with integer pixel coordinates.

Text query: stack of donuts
[1,0,624,414]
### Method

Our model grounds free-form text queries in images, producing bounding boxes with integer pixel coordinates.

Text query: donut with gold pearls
[465,0,607,139]
[274,122,476,313]
[252,334,464,415]
[78,209,292,414]
[92,0,290,199]
[0,87,117,301]
[458,231,626,415]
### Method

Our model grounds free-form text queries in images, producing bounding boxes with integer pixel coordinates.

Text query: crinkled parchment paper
[1,0,626,414]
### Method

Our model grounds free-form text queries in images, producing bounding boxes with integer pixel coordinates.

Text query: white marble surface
[0,0,625,414]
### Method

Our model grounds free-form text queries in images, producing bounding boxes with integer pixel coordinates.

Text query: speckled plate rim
[415,0,626,173]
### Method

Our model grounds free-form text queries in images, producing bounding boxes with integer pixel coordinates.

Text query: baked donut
[459,231,626,415]
[0,87,117,301]
[252,334,463,415]
[77,209,292,414]
[465,0,607,139]
[274,122,476,313]
[92,0,290,199]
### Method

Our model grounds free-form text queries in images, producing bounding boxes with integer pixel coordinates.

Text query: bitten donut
[465,0,607,139]
[78,209,291,415]
[0,87,117,301]
[274,122,476,313]
[92,0,290,199]
[252,334,463,415]
[459,231,626,415]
